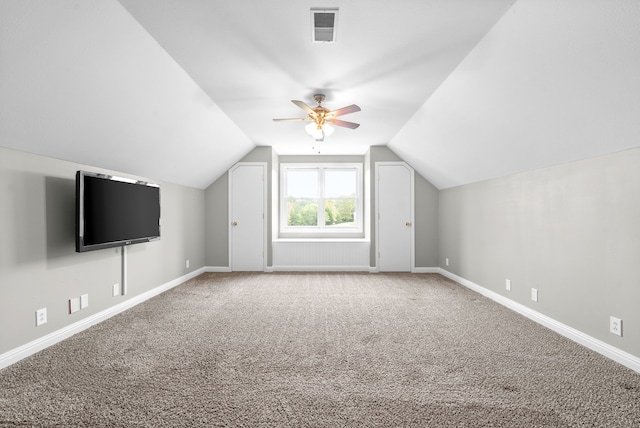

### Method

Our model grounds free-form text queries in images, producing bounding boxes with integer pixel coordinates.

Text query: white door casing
[229,162,267,271]
[375,162,414,272]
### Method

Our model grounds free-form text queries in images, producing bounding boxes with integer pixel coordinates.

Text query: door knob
[405,221,412,226]
[232,221,238,226]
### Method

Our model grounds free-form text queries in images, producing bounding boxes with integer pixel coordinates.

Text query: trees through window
[281,164,362,234]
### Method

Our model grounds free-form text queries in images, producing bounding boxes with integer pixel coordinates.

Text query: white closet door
[229,163,266,271]
[376,162,414,272]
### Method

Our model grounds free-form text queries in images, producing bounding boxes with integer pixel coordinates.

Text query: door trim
[228,162,268,271]
[374,161,415,272]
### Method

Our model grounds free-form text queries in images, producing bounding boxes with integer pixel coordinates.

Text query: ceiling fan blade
[328,118,360,129]
[329,104,361,117]
[291,100,316,116]
[272,118,310,122]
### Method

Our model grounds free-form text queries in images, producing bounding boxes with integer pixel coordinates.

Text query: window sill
[273,238,369,243]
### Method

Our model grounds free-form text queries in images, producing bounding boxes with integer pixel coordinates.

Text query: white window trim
[280,163,363,236]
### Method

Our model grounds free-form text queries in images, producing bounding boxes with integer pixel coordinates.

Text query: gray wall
[0,147,205,355]
[204,172,229,267]
[204,146,440,269]
[415,173,439,267]
[439,148,640,357]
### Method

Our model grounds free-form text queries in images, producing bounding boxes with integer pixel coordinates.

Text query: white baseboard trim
[369,267,440,274]
[207,266,440,273]
[437,268,640,374]
[413,267,441,273]
[271,265,371,272]
[10,267,634,373]
[0,267,205,371]
[204,266,232,272]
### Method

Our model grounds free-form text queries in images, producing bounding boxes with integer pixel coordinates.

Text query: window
[280,163,363,234]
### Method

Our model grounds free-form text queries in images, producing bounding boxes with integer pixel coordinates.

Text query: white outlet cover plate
[69,297,81,314]
[36,308,47,326]
[531,288,538,302]
[610,316,622,337]
[112,284,120,296]
[506,279,511,291]
[80,294,89,309]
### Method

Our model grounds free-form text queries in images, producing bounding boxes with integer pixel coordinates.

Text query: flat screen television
[76,170,161,252]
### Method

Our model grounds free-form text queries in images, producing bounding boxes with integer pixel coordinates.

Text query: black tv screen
[76,170,161,252]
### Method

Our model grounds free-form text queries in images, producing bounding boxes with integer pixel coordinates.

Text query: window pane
[287,198,318,226]
[324,199,356,227]
[324,170,356,198]
[286,170,318,198]
[281,164,362,234]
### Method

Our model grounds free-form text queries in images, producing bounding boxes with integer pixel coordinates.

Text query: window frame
[280,163,363,236]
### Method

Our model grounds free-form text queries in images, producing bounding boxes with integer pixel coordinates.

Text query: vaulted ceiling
[1,1,639,189]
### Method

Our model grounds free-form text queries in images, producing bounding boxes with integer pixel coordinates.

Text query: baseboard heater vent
[273,240,369,271]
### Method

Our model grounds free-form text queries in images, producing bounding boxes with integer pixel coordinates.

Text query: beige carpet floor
[0,272,639,427]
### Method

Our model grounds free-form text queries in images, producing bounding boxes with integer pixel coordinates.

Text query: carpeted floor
[1,272,639,427]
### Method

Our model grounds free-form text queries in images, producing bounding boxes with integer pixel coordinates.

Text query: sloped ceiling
[389,0,640,189]
[0,0,254,189]
[1,0,639,189]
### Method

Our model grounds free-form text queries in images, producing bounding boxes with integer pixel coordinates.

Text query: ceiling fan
[273,94,361,141]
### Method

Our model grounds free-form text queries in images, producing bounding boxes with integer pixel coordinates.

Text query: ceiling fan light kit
[273,93,360,142]
[305,121,334,140]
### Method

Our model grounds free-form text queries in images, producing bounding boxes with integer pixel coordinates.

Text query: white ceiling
[1,0,639,189]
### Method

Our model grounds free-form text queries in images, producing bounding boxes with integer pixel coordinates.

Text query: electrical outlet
[69,297,81,314]
[36,308,47,326]
[610,316,622,337]
[80,294,89,309]
[186,259,190,269]
[445,258,449,267]
[112,284,120,297]
[506,279,511,291]
[531,288,538,302]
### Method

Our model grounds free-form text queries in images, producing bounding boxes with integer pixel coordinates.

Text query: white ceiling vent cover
[311,8,338,43]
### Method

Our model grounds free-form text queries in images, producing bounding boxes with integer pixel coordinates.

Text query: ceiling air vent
[311,8,338,43]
